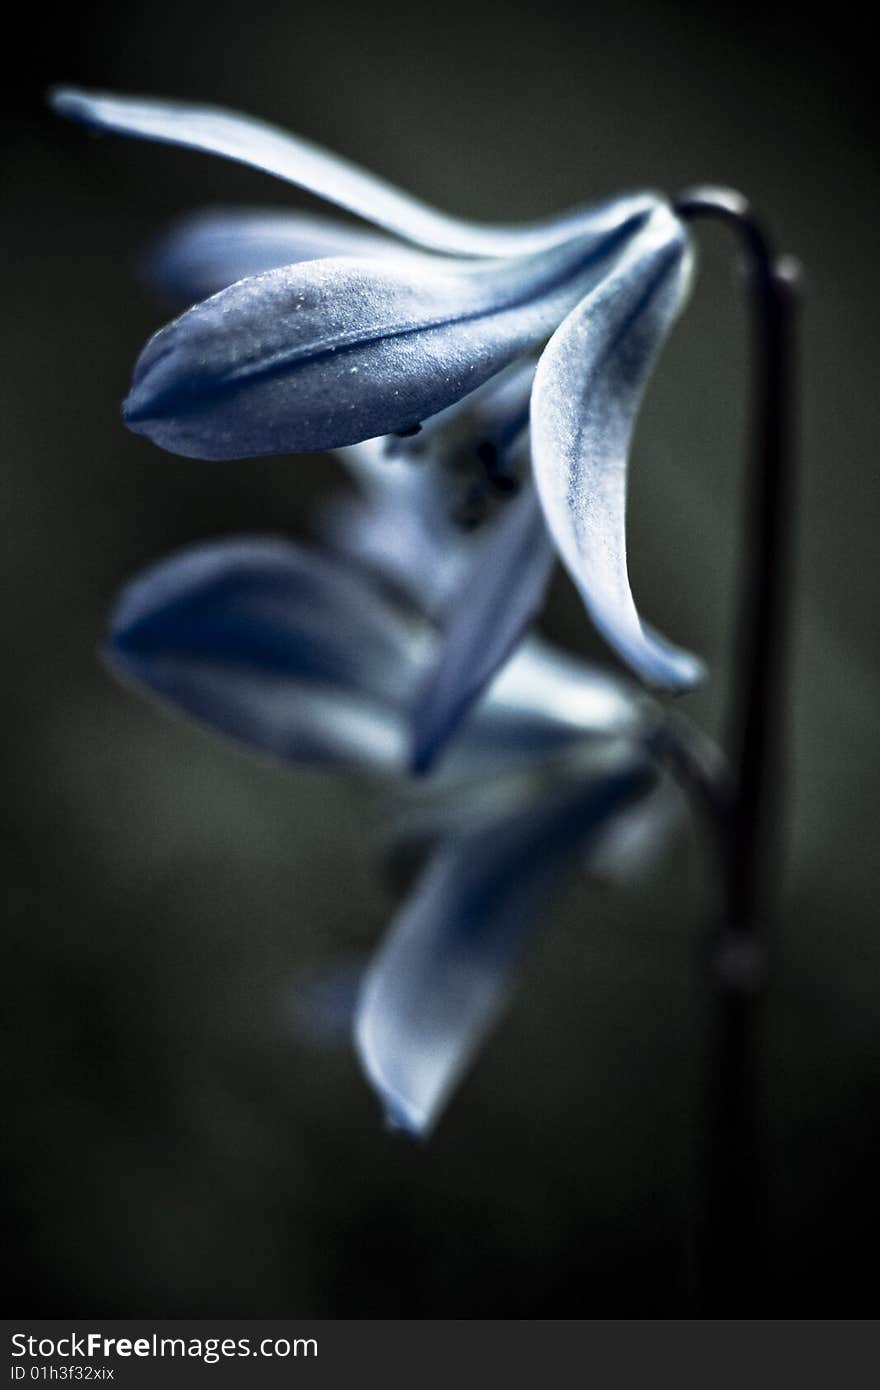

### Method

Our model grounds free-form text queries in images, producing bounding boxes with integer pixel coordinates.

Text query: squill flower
[53,88,706,704]
[107,529,667,1133]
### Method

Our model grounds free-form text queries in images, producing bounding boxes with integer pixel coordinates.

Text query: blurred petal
[583,778,683,885]
[452,636,650,764]
[109,537,426,771]
[319,484,473,618]
[389,643,652,846]
[411,485,555,771]
[125,230,637,460]
[288,957,366,1045]
[385,733,653,851]
[531,206,705,690]
[53,87,659,258]
[355,753,654,1134]
[148,208,408,304]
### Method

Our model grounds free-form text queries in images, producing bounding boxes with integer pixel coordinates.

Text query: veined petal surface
[531,206,705,691]
[355,753,654,1135]
[53,87,660,259]
[125,230,640,460]
[108,537,425,771]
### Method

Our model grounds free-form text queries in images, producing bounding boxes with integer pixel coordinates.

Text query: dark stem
[674,187,800,1313]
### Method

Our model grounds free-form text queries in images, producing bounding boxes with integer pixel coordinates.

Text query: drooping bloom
[53,90,702,1132]
[107,528,669,1133]
[53,88,705,703]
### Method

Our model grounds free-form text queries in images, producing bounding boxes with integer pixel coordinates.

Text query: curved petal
[108,537,426,771]
[531,206,705,691]
[125,230,638,460]
[411,484,555,772]
[148,208,409,305]
[52,87,660,259]
[355,753,654,1134]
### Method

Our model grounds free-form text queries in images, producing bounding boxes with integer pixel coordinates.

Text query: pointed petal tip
[122,387,227,462]
[623,637,707,695]
[123,386,168,437]
[107,577,162,657]
[583,598,707,692]
[355,1011,432,1139]
[121,394,174,454]
[50,86,98,124]
[122,389,146,427]
[666,651,707,693]
[48,85,77,113]
[123,323,193,433]
[383,1107,429,1142]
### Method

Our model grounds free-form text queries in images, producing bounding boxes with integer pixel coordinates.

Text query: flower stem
[674,188,800,1312]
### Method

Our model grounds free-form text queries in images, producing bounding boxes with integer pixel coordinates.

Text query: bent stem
[674,188,800,1312]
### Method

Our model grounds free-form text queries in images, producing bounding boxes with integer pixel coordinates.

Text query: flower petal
[451,636,650,765]
[355,750,654,1134]
[108,537,426,771]
[125,230,640,460]
[387,642,652,848]
[148,208,408,305]
[411,484,555,772]
[531,206,705,690]
[319,482,474,619]
[52,86,660,259]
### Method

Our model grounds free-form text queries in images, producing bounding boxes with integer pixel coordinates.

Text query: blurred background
[3,0,877,1315]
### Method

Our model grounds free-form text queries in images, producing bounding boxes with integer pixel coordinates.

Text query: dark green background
[3,0,877,1313]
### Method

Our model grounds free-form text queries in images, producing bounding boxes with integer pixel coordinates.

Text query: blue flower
[107,527,668,1133]
[53,90,706,1131]
[53,88,705,696]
